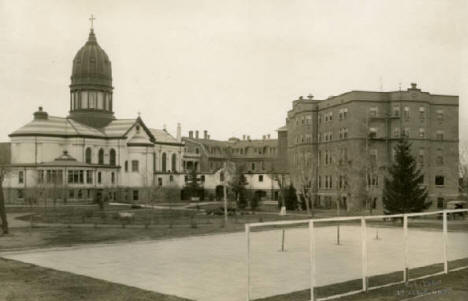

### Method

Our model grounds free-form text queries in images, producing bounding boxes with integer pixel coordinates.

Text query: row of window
[85,147,116,165]
[32,169,115,185]
[71,91,113,111]
[371,106,444,121]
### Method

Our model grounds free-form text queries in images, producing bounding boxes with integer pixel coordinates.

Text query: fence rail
[246,209,468,301]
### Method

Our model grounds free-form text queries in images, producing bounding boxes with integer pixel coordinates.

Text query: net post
[403,214,408,283]
[309,220,316,301]
[361,217,368,292]
[246,224,251,301]
[442,211,448,274]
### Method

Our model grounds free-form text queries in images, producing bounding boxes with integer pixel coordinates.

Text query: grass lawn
[0,257,190,301]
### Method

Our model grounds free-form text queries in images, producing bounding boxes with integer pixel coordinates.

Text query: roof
[150,128,180,144]
[9,116,105,138]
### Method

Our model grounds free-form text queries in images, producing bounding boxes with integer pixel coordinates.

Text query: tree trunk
[0,179,9,235]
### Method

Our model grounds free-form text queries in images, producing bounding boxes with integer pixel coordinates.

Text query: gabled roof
[150,128,181,145]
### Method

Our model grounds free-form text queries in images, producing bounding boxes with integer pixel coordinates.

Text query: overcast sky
[0,0,466,142]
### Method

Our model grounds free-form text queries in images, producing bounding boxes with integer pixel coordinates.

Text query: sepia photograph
[0,0,467,300]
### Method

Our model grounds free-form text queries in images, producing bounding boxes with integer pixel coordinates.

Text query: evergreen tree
[229,165,248,209]
[184,168,202,200]
[383,139,431,214]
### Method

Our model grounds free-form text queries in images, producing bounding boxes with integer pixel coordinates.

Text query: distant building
[182,131,283,201]
[284,84,459,211]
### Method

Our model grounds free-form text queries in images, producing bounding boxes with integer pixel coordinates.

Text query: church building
[1,27,184,204]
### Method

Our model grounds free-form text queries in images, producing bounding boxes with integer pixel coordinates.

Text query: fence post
[443,211,448,274]
[361,217,368,291]
[309,220,316,301]
[246,224,250,301]
[403,215,408,283]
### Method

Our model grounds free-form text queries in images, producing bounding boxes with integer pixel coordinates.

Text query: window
[419,128,425,138]
[437,198,444,209]
[318,176,322,188]
[86,171,93,184]
[251,163,256,171]
[343,108,348,119]
[169,175,174,182]
[18,171,24,184]
[419,107,425,121]
[436,131,444,140]
[171,153,177,172]
[85,147,92,164]
[403,128,410,138]
[220,171,225,182]
[369,128,377,138]
[436,155,444,165]
[259,175,264,182]
[162,153,167,172]
[393,128,400,138]
[201,175,205,182]
[369,107,378,117]
[195,148,199,154]
[98,148,104,164]
[17,189,23,199]
[77,189,83,199]
[109,149,116,166]
[404,106,410,121]
[133,190,139,201]
[418,149,424,165]
[97,172,102,184]
[111,172,115,184]
[38,170,44,183]
[124,161,128,172]
[132,160,139,172]
[370,149,377,164]
[393,105,400,117]
[329,112,333,121]
[437,110,444,121]
[69,189,74,198]
[435,176,445,186]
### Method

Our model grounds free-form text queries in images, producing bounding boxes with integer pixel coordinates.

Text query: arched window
[109,149,116,166]
[162,153,167,172]
[98,148,104,165]
[85,147,92,164]
[171,153,177,172]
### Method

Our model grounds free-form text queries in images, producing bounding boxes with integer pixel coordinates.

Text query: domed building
[2,27,185,204]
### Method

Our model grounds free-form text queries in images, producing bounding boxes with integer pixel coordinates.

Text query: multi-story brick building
[181,131,282,200]
[285,83,459,212]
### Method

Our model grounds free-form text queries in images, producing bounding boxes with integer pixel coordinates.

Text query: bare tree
[0,167,9,234]
[459,144,468,193]
[296,153,315,216]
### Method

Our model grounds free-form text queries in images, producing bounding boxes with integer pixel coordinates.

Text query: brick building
[284,84,459,212]
[181,131,282,200]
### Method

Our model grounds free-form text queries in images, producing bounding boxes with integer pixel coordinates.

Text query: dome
[71,29,112,89]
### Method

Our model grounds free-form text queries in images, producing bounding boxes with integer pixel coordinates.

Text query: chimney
[207,134,210,140]
[176,123,181,142]
[163,124,167,132]
[242,135,246,140]
[262,135,266,140]
[267,134,271,139]
[189,130,193,138]
[33,106,48,120]
[195,130,199,139]
[204,130,208,139]
[247,135,251,141]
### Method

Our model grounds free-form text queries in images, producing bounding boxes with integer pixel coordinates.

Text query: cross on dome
[89,14,96,30]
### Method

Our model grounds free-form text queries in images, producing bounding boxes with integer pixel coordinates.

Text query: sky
[0,0,467,142]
